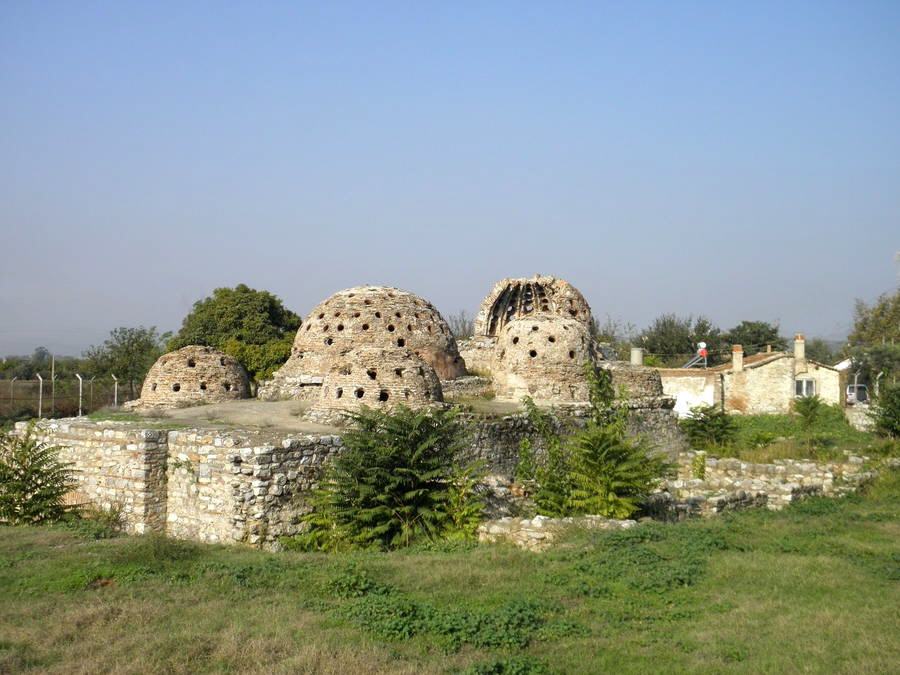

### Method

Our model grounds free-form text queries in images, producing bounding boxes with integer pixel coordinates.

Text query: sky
[1,1,898,356]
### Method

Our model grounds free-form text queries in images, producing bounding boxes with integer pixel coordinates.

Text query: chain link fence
[1,377,132,421]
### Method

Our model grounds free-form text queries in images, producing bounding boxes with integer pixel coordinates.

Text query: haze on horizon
[1,2,898,357]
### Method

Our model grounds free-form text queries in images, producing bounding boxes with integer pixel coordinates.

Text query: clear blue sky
[1,1,898,356]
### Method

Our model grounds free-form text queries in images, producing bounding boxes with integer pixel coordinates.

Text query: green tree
[680,404,737,448]
[793,395,824,450]
[848,289,900,385]
[804,338,839,365]
[870,385,900,438]
[168,284,301,381]
[724,321,787,356]
[639,314,722,367]
[83,327,168,399]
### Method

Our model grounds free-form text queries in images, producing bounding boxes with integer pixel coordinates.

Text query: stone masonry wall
[16,420,168,534]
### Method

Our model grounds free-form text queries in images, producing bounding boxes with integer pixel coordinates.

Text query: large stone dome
[474,275,592,337]
[491,316,596,403]
[312,347,443,415]
[261,286,465,400]
[136,346,251,408]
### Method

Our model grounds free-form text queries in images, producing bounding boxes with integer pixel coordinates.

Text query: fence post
[9,376,16,404]
[89,377,95,411]
[75,373,83,417]
[111,374,118,408]
[36,373,43,418]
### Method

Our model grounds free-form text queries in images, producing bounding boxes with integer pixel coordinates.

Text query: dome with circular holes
[491,316,596,403]
[473,275,592,338]
[136,346,251,408]
[261,286,465,400]
[312,347,443,414]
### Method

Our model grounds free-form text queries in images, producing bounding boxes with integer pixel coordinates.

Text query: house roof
[656,351,839,376]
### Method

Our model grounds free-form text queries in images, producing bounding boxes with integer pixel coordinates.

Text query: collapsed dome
[492,316,596,403]
[279,286,466,383]
[138,346,250,408]
[474,275,593,338]
[313,347,443,412]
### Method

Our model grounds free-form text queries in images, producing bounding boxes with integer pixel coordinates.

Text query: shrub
[793,395,824,449]
[66,503,125,539]
[296,406,481,550]
[0,423,74,525]
[566,424,670,518]
[680,405,737,448]
[871,385,900,438]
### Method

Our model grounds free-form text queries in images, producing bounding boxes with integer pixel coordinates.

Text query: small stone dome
[492,316,596,403]
[137,346,250,408]
[313,347,443,413]
[474,275,592,337]
[263,286,465,400]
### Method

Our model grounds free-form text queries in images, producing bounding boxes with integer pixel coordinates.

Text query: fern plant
[0,423,75,525]
[566,424,670,518]
[297,406,479,550]
[680,404,736,449]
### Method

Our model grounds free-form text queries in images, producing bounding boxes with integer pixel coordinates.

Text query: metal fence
[1,376,130,419]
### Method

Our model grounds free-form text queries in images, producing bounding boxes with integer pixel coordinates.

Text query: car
[846,384,869,405]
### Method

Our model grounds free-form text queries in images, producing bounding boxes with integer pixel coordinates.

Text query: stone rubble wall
[478,514,637,552]
[16,420,168,534]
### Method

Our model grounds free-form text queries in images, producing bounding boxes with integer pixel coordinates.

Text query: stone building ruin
[133,346,251,408]
[312,347,443,417]
[260,286,466,400]
[473,275,593,337]
[491,316,596,403]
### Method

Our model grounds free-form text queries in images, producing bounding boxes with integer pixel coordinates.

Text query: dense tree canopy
[83,326,169,398]
[848,289,900,386]
[723,320,787,356]
[168,284,302,381]
[639,314,723,367]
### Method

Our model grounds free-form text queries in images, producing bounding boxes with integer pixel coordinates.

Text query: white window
[795,379,816,397]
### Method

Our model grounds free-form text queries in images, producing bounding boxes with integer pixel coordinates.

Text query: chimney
[766,344,772,353]
[630,347,644,366]
[794,333,805,361]
[732,344,744,372]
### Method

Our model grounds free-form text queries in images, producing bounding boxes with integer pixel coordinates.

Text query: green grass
[709,407,895,463]
[2,470,899,674]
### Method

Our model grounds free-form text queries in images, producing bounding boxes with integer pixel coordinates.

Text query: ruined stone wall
[137,346,251,408]
[456,336,497,376]
[16,420,168,534]
[605,362,664,398]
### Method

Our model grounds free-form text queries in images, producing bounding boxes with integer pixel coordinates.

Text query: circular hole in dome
[548,336,556,343]
[306,325,311,331]
[323,325,329,332]
[337,324,344,331]
[355,388,364,398]
[172,383,181,392]
[378,390,389,402]
[418,367,424,376]
[348,293,355,297]
[362,323,369,330]
[336,388,343,399]
[334,312,341,317]
[375,311,382,318]
[200,382,207,390]
[404,389,410,399]
[397,338,406,347]
[353,312,360,317]
[151,383,157,391]
[364,299,372,305]
[531,326,539,331]
[394,368,403,377]
[512,337,519,344]
[318,313,325,319]
[224,382,232,392]
[529,350,538,358]
[388,292,395,298]
[220,357,226,366]
[187,359,196,368]
[427,326,433,333]
[395,312,401,318]
[324,338,334,345]
[569,350,575,359]
[387,325,395,332]
[367,369,377,380]
[424,390,431,400]
[569,309,578,317]
[414,313,420,319]
[406,324,412,331]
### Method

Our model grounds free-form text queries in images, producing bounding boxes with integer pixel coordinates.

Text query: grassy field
[2,470,898,674]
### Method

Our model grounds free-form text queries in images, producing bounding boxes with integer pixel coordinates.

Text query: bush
[871,385,900,438]
[0,423,74,525]
[680,405,736,448]
[296,406,483,550]
[566,424,670,518]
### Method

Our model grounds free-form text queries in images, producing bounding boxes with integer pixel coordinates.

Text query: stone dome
[262,286,465,400]
[137,346,251,408]
[474,275,593,338]
[491,316,596,403]
[313,347,443,413]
